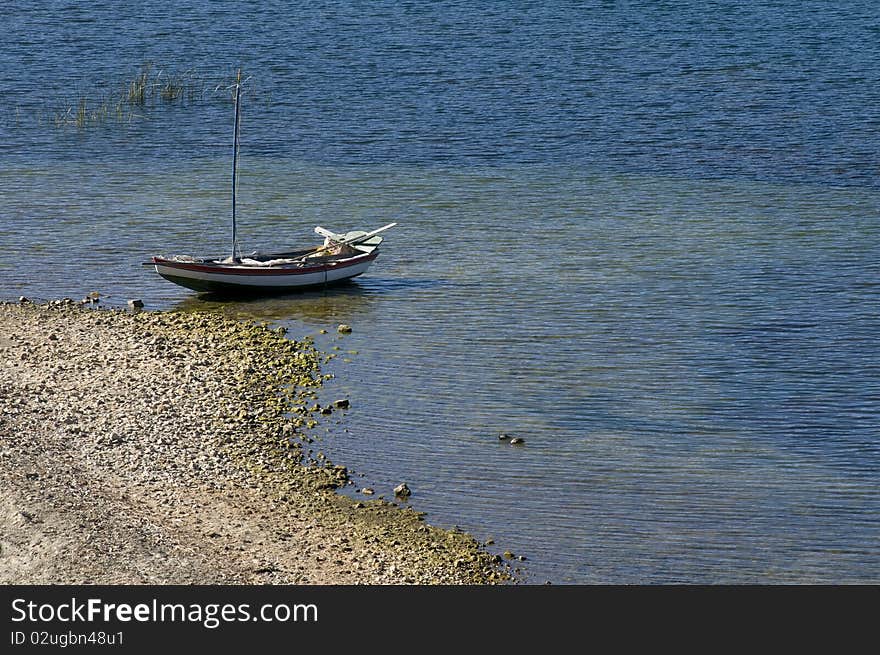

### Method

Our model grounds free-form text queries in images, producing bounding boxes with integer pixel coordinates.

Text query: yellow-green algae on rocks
[0,301,510,584]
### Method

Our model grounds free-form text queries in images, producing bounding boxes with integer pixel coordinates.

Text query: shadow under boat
[169,275,448,323]
[175,275,364,301]
[171,278,379,323]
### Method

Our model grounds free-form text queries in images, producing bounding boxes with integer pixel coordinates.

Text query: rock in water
[337,324,352,334]
[393,483,411,498]
[333,399,350,409]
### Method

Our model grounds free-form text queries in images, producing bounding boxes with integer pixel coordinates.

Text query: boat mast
[231,69,242,263]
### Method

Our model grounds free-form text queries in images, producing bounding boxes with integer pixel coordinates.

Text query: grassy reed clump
[44,64,259,130]
[76,98,87,127]
[54,90,128,128]
[120,64,235,107]
[127,64,151,105]
[159,78,184,102]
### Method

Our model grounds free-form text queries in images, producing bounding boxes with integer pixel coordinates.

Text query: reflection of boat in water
[144,69,395,296]
[171,280,380,323]
[171,276,444,325]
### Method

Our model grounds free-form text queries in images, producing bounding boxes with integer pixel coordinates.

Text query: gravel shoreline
[0,301,508,584]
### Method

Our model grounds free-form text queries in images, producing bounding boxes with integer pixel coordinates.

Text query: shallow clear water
[2,1,879,583]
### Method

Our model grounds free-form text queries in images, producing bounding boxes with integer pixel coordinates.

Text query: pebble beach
[0,300,507,585]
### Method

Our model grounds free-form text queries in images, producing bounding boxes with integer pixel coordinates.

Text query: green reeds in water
[76,98,87,127]
[44,64,250,130]
[127,64,151,105]
[125,64,220,106]
[159,78,184,102]
[54,92,122,128]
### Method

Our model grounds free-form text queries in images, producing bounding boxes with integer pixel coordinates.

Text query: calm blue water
[2,1,878,583]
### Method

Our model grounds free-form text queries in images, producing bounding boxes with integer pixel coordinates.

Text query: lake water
[2,1,878,583]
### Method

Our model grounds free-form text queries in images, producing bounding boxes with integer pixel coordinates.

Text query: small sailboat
[145,71,395,295]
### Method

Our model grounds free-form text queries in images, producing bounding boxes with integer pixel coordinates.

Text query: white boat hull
[150,250,378,295]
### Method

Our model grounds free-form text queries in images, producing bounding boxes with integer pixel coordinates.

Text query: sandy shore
[0,300,507,584]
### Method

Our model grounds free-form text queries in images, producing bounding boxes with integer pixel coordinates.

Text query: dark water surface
[2,1,878,583]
